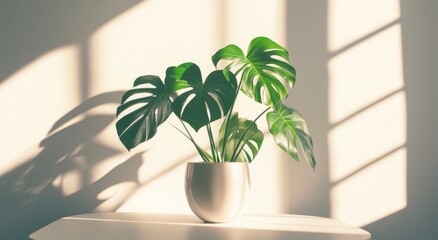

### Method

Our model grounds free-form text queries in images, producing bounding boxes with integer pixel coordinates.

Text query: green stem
[230,107,270,162]
[232,130,260,162]
[177,120,212,162]
[220,77,244,159]
[169,122,191,140]
[206,123,219,162]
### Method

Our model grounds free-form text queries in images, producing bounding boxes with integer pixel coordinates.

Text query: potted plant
[115,36,316,222]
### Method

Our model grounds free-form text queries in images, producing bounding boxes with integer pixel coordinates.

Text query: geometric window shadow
[0,0,141,85]
[0,91,144,240]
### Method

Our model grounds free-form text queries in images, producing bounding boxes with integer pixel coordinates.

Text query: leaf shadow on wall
[0,92,144,240]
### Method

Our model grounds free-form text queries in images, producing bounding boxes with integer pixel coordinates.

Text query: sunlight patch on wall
[89,0,219,96]
[328,0,400,52]
[331,148,407,227]
[223,0,286,47]
[328,0,406,227]
[329,91,406,182]
[0,45,80,176]
[328,24,404,123]
[52,169,83,196]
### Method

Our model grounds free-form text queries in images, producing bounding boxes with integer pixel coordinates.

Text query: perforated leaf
[166,62,237,131]
[218,112,263,162]
[116,75,173,150]
[212,36,296,107]
[266,103,316,169]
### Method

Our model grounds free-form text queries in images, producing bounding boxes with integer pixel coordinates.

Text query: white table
[30,212,371,240]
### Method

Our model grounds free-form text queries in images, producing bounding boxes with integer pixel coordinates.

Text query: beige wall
[0,1,289,239]
[1,0,436,239]
[286,0,437,239]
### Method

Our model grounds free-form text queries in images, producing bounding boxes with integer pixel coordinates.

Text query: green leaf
[266,103,316,170]
[166,62,237,132]
[218,112,264,163]
[212,36,296,107]
[116,75,173,151]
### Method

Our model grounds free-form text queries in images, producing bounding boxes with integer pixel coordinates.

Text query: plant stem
[230,107,270,162]
[220,77,244,160]
[177,120,212,162]
[232,130,260,162]
[206,123,219,162]
[169,122,191,140]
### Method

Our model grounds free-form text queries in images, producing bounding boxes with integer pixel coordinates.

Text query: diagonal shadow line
[49,91,124,134]
[330,87,404,129]
[330,144,406,187]
[329,19,401,59]
[0,0,143,86]
[79,39,91,101]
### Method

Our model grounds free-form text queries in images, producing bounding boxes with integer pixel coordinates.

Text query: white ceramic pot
[185,162,250,223]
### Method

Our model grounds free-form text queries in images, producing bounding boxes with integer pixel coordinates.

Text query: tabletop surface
[30,212,371,240]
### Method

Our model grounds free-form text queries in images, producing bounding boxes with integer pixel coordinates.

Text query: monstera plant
[116,36,316,169]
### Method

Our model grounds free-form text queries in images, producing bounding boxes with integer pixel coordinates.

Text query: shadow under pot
[185,162,250,223]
